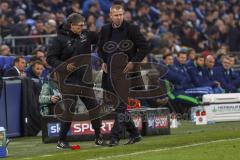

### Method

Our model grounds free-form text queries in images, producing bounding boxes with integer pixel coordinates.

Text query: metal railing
[3,34,57,55]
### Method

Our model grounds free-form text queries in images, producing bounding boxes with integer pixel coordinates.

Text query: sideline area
[5,121,240,160]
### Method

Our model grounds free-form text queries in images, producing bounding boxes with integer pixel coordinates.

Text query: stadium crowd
[1,0,240,51]
[1,0,240,114]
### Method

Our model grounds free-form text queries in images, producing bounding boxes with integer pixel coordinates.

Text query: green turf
[109,139,240,160]
[3,121,240,160]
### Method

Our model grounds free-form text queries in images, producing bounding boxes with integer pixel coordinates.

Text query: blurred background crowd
[1,0,240,54]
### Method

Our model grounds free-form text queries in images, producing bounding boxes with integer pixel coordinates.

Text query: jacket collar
[57,23,79,38]
[105,21,129,41]
[110,21,127,31]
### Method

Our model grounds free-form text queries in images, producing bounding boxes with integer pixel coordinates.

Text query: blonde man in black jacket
[98,1,149,146]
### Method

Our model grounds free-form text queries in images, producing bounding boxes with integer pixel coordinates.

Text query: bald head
[205,55,215,69]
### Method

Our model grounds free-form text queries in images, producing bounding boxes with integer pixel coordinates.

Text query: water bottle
[0,127,7,158]
[0,127,6,147]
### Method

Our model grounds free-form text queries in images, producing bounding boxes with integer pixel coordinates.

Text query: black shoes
[95,134,106,146]
[56,135,142,149]
[108,135,142,147]
[108,139,119,147]
[124,135,142,145]
[57,141,70,149]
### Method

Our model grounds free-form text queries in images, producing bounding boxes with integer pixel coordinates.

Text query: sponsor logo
[212,104,240,113]
[133,116,142,129]
[155,116,169,129]
[147,116,169,129]
[48,120,115,137]
[48,118,143,137]
[48,123,61,137]
[71,120,114,135]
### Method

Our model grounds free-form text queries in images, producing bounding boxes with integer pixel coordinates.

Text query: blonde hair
[110,4,124,13]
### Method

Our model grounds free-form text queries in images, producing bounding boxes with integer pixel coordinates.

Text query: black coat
[98,21,149,63]
[4,67,19,77]
[98,21,149,92]
[47,24,98,85]
[21,78,41,136]
[47,24,98,68]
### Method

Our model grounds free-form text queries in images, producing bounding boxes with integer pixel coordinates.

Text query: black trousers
[104,73,140,141]
[110,106,139,140]
[59,95,102,141]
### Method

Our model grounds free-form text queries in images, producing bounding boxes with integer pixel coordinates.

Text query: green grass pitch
[4,121,240,160]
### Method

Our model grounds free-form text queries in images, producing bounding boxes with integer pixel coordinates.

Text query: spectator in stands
[96,15,105,31]
[162,53,184,86]
[26,60,46,88]
[26,60,44,79]
[27,56,42,66]
[215,19,229,45]
[86,14,97,31]
[194,1,206,22]
[188,55,208,87]
[174,51,194,90]
[223,13,240,52]
[161,52,199,114]
[98,0,112,15]
[188,54,223,93]
[32,48,51,79]
[55,11,66,25]
[66,0,82,16]
[31,20,47,44]
[49,0,64,13]
[213,56,240,92]
[35,19,46,33]
[157,20,171,35]
[35,0,51,13]
[228,54,240,79]
[39,72,62,115]
[215,54,226,67]
[126,0,137,19]
[0,1,12,16]
[205,55,218,81]
[4,56,26,77]
[1,0,240,57]
[179,22,201,51]
[186,48,196,68]
[124,10,132,23]
[0,45,11,56]
[84,2,100,18]
[32,48,48,68]
[45,19,57,34]
[33,49,45,60]
[136,3,151,29]
[229,54,238,69]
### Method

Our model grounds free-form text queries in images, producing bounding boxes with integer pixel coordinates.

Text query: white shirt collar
[14,66,21,76]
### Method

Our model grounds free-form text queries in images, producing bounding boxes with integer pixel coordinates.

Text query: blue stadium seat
[3,56,15,71]
[0,56,5,69]
[24,55,32,63]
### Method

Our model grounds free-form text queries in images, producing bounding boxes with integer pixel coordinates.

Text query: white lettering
[73,124,82,133]
[50,126,57,133]
[82,123,89,132]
